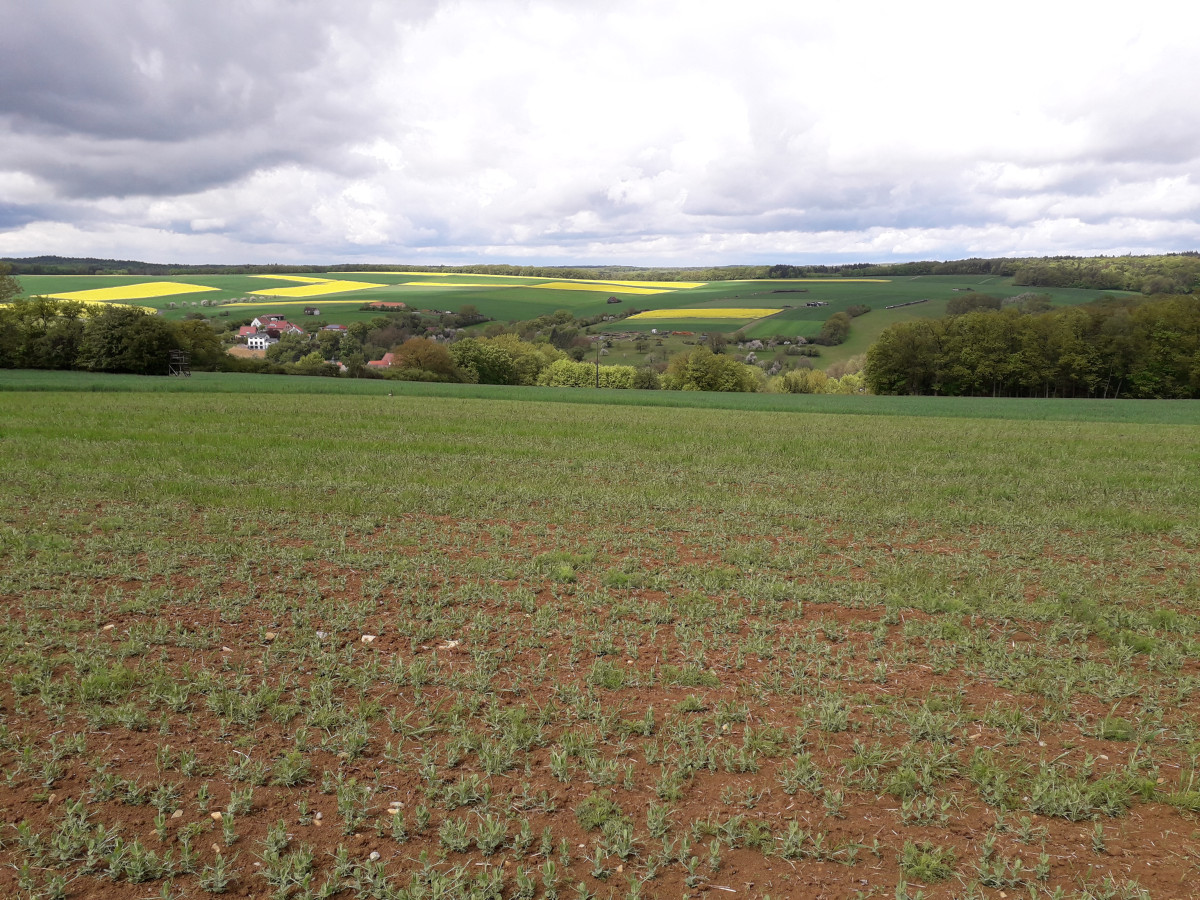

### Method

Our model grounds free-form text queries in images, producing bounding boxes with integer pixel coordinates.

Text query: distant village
[228,303,413,371]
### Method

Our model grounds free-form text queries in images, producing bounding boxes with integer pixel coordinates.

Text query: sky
[2,0,1199,266]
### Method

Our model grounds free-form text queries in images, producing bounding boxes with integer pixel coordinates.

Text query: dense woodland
[6,252,1200,294]
[865,295,1200,399]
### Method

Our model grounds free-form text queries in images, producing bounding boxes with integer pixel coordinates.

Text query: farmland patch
[0,387,1196,898]
[532,281,672,295]
[628,307,784,320]
[46,281,218,302]
[247,278,388,297]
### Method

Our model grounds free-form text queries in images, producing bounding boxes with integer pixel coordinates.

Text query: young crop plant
[646,803,673,839]
[439,816,472,854]
[106,837,176,883]
[271,749,311,786]
[576,793,628,832]
[973,833,1029,889]
[514,866,537,899]
[257,842,314,897]
[198,852,238,893]
[227,786,254,816]
[778,752,824,794]
[473,813,507,855]
[899,841,957,882]
[900,794,953,826]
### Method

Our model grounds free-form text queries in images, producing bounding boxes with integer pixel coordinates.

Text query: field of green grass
[3,369,1197,424]
[0,374,1197,899]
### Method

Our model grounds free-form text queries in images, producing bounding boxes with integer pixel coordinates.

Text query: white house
[246,334,279,351]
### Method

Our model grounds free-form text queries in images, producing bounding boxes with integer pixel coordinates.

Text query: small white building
[246,334,278,351]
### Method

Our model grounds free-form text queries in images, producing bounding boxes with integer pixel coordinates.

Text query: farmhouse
[303,306,321,316]
[246,334,278,351]
[366,352,395,369]
[322,324,348,332]
[251,314,287,328]
[250,318,304,336]
[237,325,257,337]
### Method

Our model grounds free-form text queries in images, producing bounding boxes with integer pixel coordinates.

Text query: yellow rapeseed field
[225,299,390,307]
[46,282,217,302]
[532,282,670,295]
[397,282,513,288]
[343,272,539,280]
[331,273,707,288]
[627,308,784,320]
[573,279,706,289]
[248,279,387,298]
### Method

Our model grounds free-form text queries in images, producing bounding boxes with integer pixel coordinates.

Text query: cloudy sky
[2,0,1198,265]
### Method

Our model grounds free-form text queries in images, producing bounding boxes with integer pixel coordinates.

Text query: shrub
[632,367,661,389]
[537,358,636,388]
[661,348,758,392]
[812,312,851,346]
[825,354,866,379]
[393,337,458,379]
[776,368,829,394]
[449,338,516,384]
[946,293,1002,316]
[76,306,181,376]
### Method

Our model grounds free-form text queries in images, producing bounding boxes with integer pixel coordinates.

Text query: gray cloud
[0,1,432,199]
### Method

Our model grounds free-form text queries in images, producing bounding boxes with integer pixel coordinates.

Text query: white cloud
[1,0,1199,263]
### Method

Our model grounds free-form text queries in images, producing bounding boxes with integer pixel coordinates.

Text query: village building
[246,334,278,351]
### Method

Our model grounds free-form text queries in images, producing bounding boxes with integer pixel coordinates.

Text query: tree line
[774,254,1200,294]
[865,295,1200,398]
[0,297,225,374]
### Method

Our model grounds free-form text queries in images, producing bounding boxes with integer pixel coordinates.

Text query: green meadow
[2,369,1196,424]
